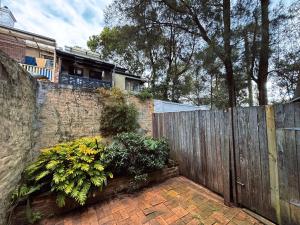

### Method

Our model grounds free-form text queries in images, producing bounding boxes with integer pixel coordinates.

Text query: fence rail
[59,74,112,89]
[153,103,300,225]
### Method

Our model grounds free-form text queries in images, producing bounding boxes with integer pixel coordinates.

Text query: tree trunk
[243,31,254,106]
[294,77,300,100]
[257,0,270,105]
[223,0,236,107]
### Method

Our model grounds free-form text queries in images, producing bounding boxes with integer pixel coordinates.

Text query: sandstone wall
[34,82,153,156]
[0,50,153,224]
[0,51,37,224]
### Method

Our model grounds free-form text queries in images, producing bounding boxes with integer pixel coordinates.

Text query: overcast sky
[2,0,112,48]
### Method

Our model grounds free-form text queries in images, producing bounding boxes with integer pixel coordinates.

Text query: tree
[257,0,270,105]
[159,0,237,107]
[295,78,300,100]
[89,0,300,107]
[88,23,195,102]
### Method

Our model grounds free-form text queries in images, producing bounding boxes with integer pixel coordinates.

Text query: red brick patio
[41,176,263,225]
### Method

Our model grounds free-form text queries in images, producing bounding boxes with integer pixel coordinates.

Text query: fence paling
[152,102,300,225]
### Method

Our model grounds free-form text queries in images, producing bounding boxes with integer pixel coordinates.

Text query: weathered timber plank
[210,110,217,193]
[249,107,263,213]
[222,109,231,205]
[194,111,201,185]
[232,107,240,205]
[295,103,300,201]
[215,111,223,194]
[238,107,251,207]
[275,104,291,225]
[265,105,281,224]
[284,104,300,225]
[200,110,208,186]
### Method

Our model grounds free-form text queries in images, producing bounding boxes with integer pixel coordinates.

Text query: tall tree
[257,0,270,105]
[160,0,237,107]
[223,0,236,107]
[88,0,299,107]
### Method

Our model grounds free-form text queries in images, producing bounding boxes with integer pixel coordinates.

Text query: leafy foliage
[12,132,171,219]
[22,137,112,207]
[99,88,139,136]
[103,132,169,178]
[11,184,43,203]
[25,199,42,224]
[134,88,153,102]
[89,0,300,106]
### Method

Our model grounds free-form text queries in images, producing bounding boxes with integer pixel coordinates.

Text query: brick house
[0,6,144,91]
[0,6,56,80]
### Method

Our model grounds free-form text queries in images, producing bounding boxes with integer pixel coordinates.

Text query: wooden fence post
[265,105,281,224]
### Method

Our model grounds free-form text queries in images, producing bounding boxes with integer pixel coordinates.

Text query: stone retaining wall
[0,51,37,224]
[0,51,153,224]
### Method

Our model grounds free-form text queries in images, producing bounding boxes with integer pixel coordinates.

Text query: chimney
[0,6,16,28]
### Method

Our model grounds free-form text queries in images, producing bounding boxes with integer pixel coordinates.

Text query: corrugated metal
[154,99,209,113]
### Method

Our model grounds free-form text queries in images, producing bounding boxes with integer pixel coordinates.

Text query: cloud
[3,0,112,48]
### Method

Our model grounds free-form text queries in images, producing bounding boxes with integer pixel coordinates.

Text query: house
[0,6,56,81]
[0,6,144,92]
[55,46,144,91]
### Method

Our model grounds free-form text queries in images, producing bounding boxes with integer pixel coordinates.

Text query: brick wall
[0,33,26,63]
[0,51,37,224]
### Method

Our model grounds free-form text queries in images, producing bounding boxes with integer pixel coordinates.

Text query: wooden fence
[152,103,300,225]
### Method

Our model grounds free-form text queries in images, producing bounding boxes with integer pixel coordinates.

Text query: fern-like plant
[22,136,112,207]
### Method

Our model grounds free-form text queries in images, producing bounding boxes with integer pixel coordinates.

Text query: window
[89,70,102,80]
[69,65,83,76]
[125,79,141,92]
[75,68,83,76]
[42,55,54,60]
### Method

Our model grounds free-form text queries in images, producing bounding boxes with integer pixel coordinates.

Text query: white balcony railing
[20,64,53,81]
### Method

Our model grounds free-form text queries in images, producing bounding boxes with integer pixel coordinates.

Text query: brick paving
[41,176,263,225]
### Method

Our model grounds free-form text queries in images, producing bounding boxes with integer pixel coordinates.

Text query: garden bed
[11,166,179,225]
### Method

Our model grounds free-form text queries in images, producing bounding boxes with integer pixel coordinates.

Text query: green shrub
[20,136,112,207]
[100,102,139,137]
[135,88,153,102]
[102,132,169,178]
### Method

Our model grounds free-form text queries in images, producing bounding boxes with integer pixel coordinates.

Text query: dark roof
[56,49,142,80]
[56,48,115,69]
[114,68,143,80]
[0,24,56,43]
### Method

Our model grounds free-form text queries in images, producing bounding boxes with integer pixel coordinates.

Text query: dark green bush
[100,103,139,137]
[99,88,139,137]
[135,88,153,102]
[102,132,169,178]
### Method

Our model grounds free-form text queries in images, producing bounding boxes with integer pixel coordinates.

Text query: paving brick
[171,206,189,219]
[39,177,263,225]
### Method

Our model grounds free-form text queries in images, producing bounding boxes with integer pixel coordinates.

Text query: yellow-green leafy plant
[21,136,113,207]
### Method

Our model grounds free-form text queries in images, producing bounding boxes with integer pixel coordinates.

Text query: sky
[2,0,112,48]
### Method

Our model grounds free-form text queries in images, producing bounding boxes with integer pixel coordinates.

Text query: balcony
[20,64,53,81]
[59,74,112,89]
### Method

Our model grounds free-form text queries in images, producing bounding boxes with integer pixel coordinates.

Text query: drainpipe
[112,64,116,88]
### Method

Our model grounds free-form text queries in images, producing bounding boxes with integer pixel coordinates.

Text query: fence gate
[232,106,275,222]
